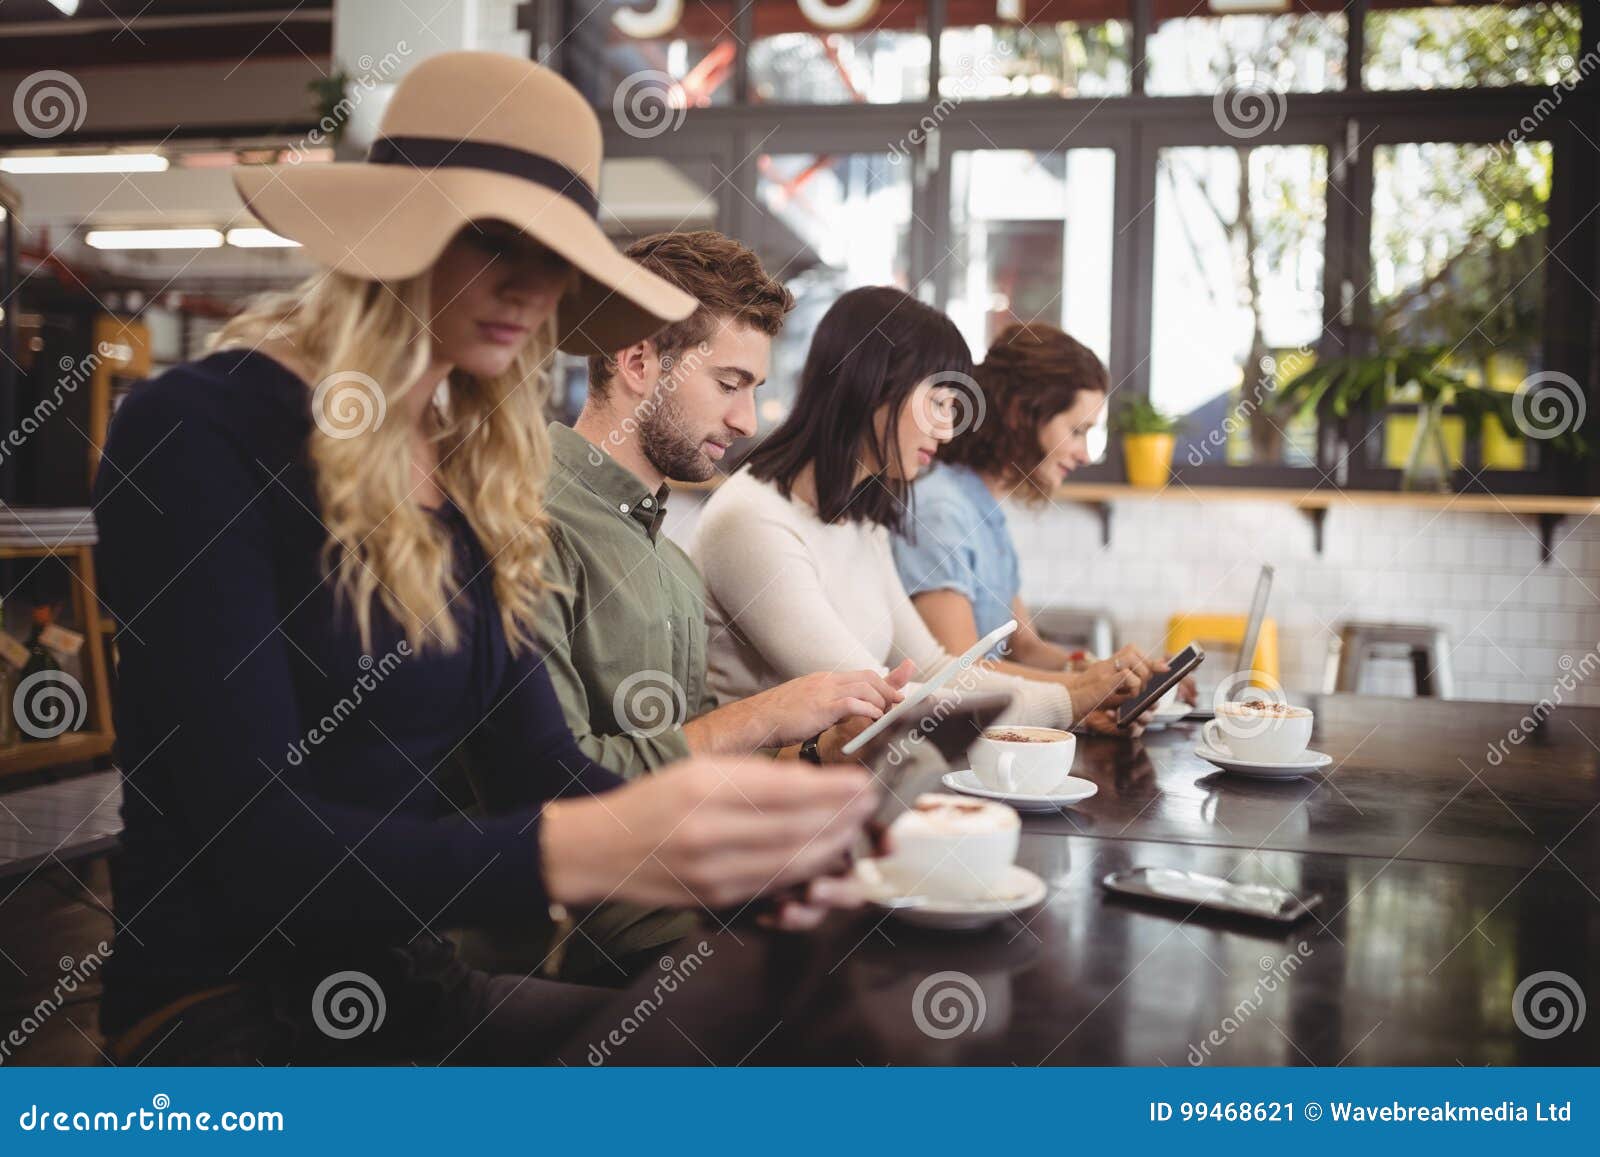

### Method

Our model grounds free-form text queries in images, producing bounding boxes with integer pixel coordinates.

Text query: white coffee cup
[1203,701,1314,764]
[879,793,1020,901]
[970,726,1076,795]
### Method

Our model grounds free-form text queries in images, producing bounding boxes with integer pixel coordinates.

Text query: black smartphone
[1116,643,1205,727]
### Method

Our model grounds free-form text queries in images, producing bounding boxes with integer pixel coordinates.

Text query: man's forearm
[681,695,774,756]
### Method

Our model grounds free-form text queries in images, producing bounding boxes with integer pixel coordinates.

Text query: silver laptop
[1185,564,1274,720]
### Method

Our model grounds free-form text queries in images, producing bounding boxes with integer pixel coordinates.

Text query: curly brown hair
[587,230,793,394]
[940,322,1108,503]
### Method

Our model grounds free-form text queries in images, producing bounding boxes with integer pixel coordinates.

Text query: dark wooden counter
[1042,694,1600,871]
[561,696,1600,1066]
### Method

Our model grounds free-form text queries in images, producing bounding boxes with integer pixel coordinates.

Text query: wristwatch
[799,733,823,764]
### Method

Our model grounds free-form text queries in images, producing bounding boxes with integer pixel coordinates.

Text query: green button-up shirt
[535,422,717,779]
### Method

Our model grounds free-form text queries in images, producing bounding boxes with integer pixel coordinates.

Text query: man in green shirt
[468,231,908,983]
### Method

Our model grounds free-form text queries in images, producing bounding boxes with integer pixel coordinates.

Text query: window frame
[564,0,1600,497]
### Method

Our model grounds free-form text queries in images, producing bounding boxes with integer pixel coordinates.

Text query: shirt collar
[548,422,670,539]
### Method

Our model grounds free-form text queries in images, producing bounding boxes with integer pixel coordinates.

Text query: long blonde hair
[213,270,559,656]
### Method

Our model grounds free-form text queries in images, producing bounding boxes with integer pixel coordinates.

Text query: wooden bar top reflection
[1044,694,1600,871]
[561,833,1600,1066]
[559,696,1599,1067]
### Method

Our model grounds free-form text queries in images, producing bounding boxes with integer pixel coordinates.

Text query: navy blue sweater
[92,349,623,1034]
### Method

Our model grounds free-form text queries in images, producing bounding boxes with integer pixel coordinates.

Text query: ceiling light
[85,228,224,250]
[1,154,168,174]
[47,0,81,15]
[226,227,299,248]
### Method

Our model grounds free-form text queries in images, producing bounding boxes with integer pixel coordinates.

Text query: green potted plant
[1272,346,1592,491]
[1111,398,1182,489]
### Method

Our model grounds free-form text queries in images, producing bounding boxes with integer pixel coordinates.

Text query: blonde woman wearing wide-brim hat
[93,52,874,1066]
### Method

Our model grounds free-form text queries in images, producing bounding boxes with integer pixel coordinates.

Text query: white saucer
[1193,744,1333,780]
[1143,698,1194,730]
[940,769,1099,813]
[855,860,1048,931]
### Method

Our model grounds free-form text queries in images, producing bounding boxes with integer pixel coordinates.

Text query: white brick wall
[664,492,1600,706]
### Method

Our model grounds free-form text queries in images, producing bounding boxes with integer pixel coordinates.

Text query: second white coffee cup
[970,726,1076,794]
[1202,703,1313,763]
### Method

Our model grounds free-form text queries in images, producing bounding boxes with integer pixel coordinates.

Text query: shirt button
[642,497,653,508]
[619,502,630,514]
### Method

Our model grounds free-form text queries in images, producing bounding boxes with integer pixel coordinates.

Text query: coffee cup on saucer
[877,793,1020,902]
[1202,699,1313,764]
[970,726,1076,795]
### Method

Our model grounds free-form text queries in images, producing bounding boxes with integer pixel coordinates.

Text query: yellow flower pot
[1122,433,1174,489]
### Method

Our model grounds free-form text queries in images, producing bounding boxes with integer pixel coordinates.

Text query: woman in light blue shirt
[893,323,1178,730]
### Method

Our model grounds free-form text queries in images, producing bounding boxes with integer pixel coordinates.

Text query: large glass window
[1146,12,1346,96]
[1369,140,1554,472]
[946,148,1115,364]
[748,0,931,103]
[1150,145,1327,468]
[753,152,913,430]
[1365,2,1581,91]
[939,6,1131,99]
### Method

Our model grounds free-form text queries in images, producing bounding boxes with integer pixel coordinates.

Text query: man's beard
[638,392,720,483]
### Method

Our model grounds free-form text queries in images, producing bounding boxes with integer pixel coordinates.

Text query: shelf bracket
[1534,512,1564,565]
[1300,505,1327,555]
[1089,501,1112,547]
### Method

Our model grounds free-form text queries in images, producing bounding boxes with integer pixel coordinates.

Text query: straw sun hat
[233,51,696,356]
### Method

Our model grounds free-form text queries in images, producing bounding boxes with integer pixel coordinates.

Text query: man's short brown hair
[941,322,1109,502]
[587,230,794,395]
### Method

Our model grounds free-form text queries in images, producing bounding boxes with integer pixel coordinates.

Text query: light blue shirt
[893,463,1021,660]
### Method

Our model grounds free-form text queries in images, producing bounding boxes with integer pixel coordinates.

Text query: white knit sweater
[689,469,1076,729]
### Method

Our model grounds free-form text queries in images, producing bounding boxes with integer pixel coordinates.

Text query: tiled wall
[1004,498,1600,706]
[665,491,1600,707]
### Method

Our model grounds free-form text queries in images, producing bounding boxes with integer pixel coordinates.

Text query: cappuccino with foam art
[878,793,1020,901]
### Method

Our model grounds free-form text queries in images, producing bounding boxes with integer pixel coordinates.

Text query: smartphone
[1115,642,1205,727]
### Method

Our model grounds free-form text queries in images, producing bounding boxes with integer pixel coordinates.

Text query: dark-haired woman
[891,323,1186,730]
[691,288,1139,728]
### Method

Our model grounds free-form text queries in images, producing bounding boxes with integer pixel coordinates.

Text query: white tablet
[840,619,1018,757]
